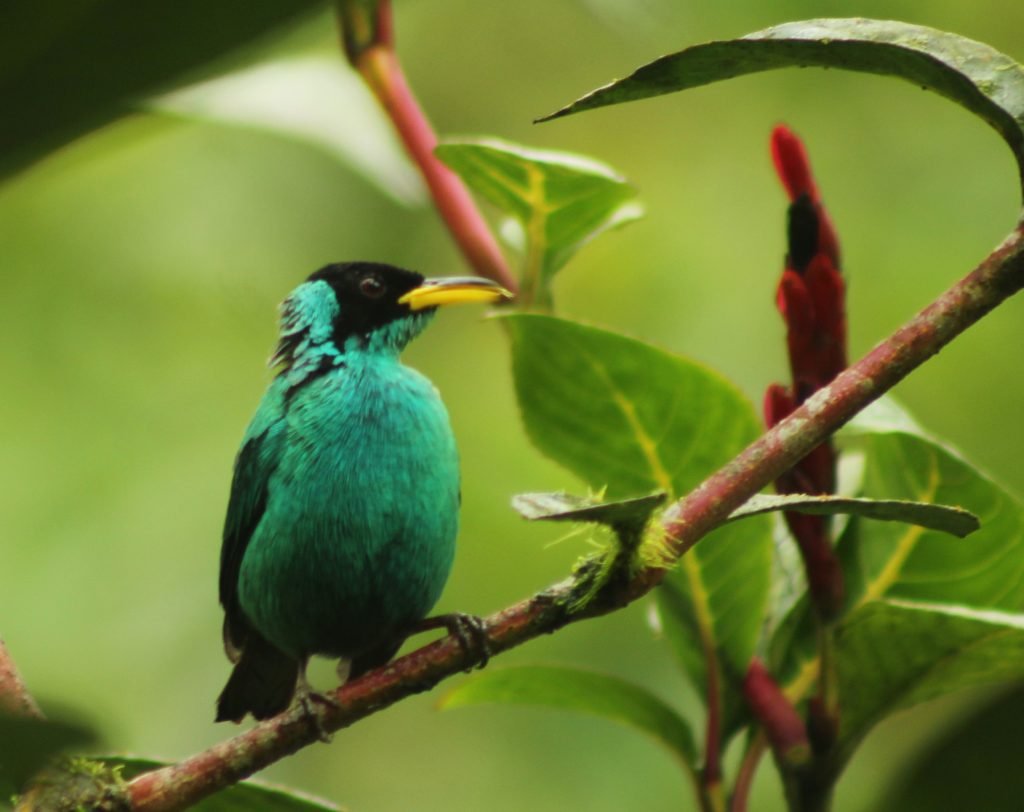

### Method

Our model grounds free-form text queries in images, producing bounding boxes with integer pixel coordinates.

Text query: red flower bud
[777,269,815,345]
[777,253,846,396]
[804,255,847,382]
[768,125,847,622]
[764,384,795,429]
[771,125,817,202]
[744,658,811,769]
[772,125,841,270]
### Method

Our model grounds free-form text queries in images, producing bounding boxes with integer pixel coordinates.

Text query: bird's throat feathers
[271,280,434,376]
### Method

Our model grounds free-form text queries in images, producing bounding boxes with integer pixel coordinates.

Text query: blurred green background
[3,1,1024,810]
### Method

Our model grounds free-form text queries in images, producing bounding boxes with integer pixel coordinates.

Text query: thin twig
[126,220,1024,811]
[730,733,767,812]
[700,659,724,812]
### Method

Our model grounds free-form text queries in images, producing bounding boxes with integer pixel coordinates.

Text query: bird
[216,261,510,723]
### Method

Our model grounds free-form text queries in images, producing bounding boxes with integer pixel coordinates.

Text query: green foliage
[498,12,1024,786]
[728,493,979,538]
[653,515,774,741]
[441,666,697,773]
[503,311,773,742]
[510,480,981,746]
[542,18,1024,194]
[437,140,643,308]
[842,413,1024,612]
[512,491,667,534]
[0,0,321,180]
[6,4,1024,811]
[502,313,762,499]
[771,401,1024,689]
[835,600,1024,763]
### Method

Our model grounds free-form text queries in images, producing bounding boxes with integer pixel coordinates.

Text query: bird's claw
[416,612,492,672]
[296,686,341,743]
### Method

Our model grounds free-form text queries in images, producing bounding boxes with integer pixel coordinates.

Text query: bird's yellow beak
[398,277,513,311]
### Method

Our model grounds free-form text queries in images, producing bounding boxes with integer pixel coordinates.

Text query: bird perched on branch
[216,261,510,723]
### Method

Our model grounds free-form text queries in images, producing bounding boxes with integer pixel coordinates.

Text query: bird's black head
[307,261,428,342]
[272,261,510,368]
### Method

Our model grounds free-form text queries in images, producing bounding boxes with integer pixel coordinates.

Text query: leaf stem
[516,165,553,310]
[700,660,725,812]
[340,6,516,291]
[812,623,839,749]
[125,219,1024,810]
[730,733,767,812]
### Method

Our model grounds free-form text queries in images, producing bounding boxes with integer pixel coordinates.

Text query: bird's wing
[219,397,287,659]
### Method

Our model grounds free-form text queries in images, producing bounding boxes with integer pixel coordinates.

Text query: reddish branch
[121,220,1024,811]
[128,590,571,810]
[0,638,43,719]
[337,0,517,292]
[656,217,1024,561]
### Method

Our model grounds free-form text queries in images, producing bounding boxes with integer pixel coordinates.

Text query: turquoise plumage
[217,262,507,722]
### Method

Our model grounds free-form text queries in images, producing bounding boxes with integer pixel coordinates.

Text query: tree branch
[125,218,1024,811]
[0,637,43,719]
[128,588,573,811]
[654,217,1024,565]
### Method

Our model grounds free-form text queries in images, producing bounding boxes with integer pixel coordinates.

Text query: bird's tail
[216,632,299,723]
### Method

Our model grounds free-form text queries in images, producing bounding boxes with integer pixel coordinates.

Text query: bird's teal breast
[237,357,459,660]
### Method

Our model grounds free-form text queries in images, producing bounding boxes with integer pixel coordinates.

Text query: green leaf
[541,18,1024,195]
[0,714,96,798]
[512,490,667,536]
[835,600,1024,765]
[104,758,343,811]
[774,400,1024,699]
[440,666,697,771]
[843,394,932,437]
[437,139,643,309]
[152,57,424,206]
[841,419,1024,613]
[504,314,760,498]
[727,493,979,538]
[504,312,771,738]
[653,517,772,741]
[0,0,322,181]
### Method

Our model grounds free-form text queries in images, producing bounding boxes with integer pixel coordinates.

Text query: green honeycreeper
[216,261,509,723]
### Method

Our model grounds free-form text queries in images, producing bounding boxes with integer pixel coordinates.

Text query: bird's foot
[414,612,492,672]
[295,678,341,743]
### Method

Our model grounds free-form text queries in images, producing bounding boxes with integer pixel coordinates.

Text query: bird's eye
[359,276,385,298]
